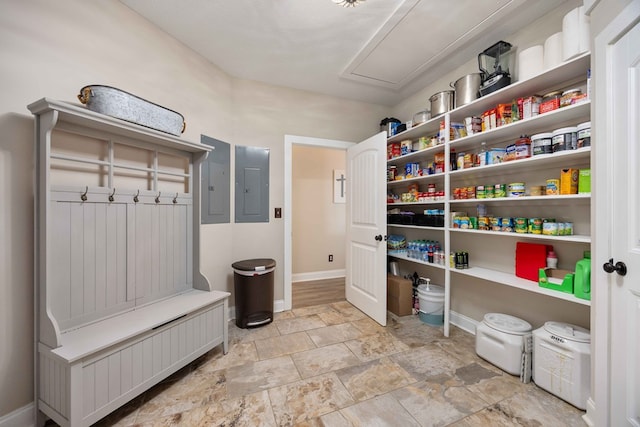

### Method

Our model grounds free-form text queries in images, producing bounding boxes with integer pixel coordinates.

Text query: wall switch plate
[274,207,282,218]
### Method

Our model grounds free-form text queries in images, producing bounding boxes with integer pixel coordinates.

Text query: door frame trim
[283,135,355,311]
[592,2,640,425]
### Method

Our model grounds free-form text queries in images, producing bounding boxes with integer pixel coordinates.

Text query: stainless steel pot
[429,90,455,117]
[451,73,482,107]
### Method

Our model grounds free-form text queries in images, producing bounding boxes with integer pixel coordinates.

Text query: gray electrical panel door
[201,135,230,224]
[235,146,269,223]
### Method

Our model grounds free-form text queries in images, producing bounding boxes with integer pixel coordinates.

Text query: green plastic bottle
[574,251,591,300]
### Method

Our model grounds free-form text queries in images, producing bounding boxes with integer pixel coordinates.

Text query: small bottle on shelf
[546,250,558,269]
[478,142,487,167]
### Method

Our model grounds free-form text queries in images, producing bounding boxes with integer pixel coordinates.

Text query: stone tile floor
[90,301,586,426]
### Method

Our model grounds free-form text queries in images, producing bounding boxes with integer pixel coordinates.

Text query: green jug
[574,251,591,300]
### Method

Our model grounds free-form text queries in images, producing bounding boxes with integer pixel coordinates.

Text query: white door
[594,4,640,425]
[346,132,387,325]
[609,17,640,426]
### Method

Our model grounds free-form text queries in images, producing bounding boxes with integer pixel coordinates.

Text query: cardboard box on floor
[387,274,413,316]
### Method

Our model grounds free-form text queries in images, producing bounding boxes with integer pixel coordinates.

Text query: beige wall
[0,0,387,417]
[292,145,346,275]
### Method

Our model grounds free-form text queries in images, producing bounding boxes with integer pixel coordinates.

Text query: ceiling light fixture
[332,0,365,7]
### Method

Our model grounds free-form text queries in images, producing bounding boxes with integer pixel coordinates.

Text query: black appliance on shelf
[478,40,514,96]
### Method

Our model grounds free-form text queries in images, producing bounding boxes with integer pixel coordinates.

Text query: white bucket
[417,283,444,325]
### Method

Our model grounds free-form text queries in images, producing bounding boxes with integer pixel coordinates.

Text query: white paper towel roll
[563,6,590,60]
[578,6,590,53]
[544,32,563,69]
[519,45,544,81]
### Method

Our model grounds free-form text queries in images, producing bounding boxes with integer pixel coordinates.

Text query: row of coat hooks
[80,186,179,204]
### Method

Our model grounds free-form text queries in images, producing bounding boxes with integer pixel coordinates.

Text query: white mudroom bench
[29,98,229,427]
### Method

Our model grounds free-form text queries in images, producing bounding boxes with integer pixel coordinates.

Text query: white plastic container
[533,321,591,410]
[417,283,444,325]
[475,313,532,376]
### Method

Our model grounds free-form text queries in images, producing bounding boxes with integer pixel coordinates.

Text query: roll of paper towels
[544,32,563,69]
[519,45,544,81]
[563,6,590,60]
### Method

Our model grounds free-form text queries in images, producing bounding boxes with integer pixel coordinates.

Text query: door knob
[374,235,383,242]
[603,258,627,276]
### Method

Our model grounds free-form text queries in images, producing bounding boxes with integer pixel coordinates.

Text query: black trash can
[232,258,276,328]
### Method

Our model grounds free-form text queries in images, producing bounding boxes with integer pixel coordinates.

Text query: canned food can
[476,185,486,199]
[494,184,506,198]
[529,218,543,234]
[542,222,559,235]
[508,182,526,197]
[485,185,494,198]
[563,222,573,235]
[501,217,515,232]
[557,222,566,235]
[478,216,490,230]
[546,179,560,195]
[467,186,476,199]
[491,217,502,231]
[515,217,528,233]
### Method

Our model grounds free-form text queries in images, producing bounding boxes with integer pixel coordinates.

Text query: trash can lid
[232,258,276,272]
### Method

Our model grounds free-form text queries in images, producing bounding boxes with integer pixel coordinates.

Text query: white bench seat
[51,289,230,363]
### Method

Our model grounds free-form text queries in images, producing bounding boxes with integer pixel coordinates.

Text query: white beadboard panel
[39,352,70,418]
[76,304,224,419]
[94,204,107,312]
[52,199,132,331]
[70,202,84,319]
[83,203,97,315]
[50,201,71,325]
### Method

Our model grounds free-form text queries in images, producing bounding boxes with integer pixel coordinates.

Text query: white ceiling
[120,0,566,106]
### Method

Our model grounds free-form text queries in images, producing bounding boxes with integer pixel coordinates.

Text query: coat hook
[134,189,140,203]
[81,186,88,202]
[173,193,178,204]
[155,191,161,204]
[108,188,116,202]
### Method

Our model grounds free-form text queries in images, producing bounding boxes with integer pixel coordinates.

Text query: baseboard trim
[582,397,596,426]
[0,403,34,427]
[449,310,478,335]
[292,270,345,283]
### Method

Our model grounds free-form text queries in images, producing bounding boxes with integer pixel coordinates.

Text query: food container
[508,183,526,197]
[561,88,583,107]
[577,122,591,148]
[552,127,577,152]
[522,96,542,119]
[494,184,506,198]
[400,139,413,155]
[496,103,512,127]
[515,218,528,233]
[540,91,562,114]
[429,90,455,117]
[560,168,579,194]
[542,221,559,235]
[546,179,560,195]
[531,132,553,155]
[482,108,497,131]
[529,218,543,234]
[413,110,431,126]
[533,322,591,410]
[502,217,515,232]
[451,73,482,107]
[530,185,545,196]
[78,85,186,136]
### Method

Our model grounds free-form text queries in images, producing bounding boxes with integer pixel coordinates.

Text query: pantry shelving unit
[386,52,591,336]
